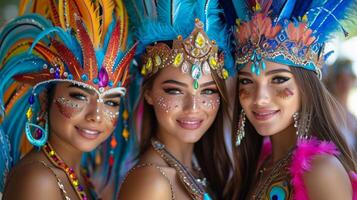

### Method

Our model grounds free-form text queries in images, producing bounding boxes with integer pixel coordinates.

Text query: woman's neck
[156,132,194,170]
[48,134,83,174]
[269,124,297,163]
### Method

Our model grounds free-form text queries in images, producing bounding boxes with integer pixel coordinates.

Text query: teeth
[255,111,276,116]
[179,120,200,124]
[81,128,99,135]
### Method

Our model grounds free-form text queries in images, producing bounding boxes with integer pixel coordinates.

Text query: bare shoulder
[3,161,63,200]
[303,154,352,200]
[118,164,173,200]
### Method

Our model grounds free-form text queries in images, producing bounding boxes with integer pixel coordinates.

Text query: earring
[25,106,48,147]
[293,112,299,136]
[235,109,246,146]
[292,112,311,139]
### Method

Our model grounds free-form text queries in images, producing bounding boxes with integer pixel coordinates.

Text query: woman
[228,0,357,199]
[118,0,234,199]
[0,0,137,199]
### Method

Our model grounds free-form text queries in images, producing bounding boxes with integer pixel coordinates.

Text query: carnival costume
[225,0,357,199]
[0,0,138,198]
[122,0,234,199]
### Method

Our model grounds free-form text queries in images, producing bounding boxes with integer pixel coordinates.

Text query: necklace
[42,142,88,200]
[252,149,294,200]
[151,139,212,200]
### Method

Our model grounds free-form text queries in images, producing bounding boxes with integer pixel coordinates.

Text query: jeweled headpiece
[231,0,356,77]
[10,0,138,97]
[0,0,137,192]
[127,0,234,89]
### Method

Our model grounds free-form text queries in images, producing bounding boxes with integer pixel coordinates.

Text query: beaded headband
[140,19,228,89]
[232,0,355,78]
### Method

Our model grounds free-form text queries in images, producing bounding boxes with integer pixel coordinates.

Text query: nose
[253,84,270,106]
[85,99,103,123]
[182,95,200,112]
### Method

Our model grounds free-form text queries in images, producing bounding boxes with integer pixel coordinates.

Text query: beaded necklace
[151,139,212,200]
[42,142,88,200]
[252,149,294,200]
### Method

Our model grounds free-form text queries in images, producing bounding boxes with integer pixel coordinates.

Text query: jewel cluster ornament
[141,19,228,89]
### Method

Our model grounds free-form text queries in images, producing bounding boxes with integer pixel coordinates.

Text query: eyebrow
[265,69,292,75]
[238,68,292,76]
[68,84,96,95]
[103,93,122,99]
[162,80,216,88]
[200,81,216,88]
[162,80,188,87]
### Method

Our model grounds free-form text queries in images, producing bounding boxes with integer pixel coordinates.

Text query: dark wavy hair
[134,67,233,199]
[229,67,357,200]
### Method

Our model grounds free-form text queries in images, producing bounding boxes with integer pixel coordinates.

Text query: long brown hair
[229,67,357,200]
[134,67,233,199]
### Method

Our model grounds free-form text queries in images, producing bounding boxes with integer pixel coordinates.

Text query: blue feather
[291,0,313,18]
[270,0,286,18]
[156,0,173,25]
[277,0,297,22]
[309,0,353,42]
[232,0,249,21]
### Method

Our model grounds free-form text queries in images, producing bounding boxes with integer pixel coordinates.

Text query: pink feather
[289,138,339,200]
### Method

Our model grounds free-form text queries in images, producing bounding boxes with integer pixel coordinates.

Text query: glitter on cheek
[276,88,294,99]
[201,97,220,110]
[239,88,251,100]
[55,97,83,119]
[156,96,180,113]
[104,110,119,125]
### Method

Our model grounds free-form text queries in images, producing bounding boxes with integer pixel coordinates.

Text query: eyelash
[272,76,290,84]
[69,92,87,101]
[239,78,253,85]
[201,89,218,95]
[163,88,182,95]
[105,100,120,107]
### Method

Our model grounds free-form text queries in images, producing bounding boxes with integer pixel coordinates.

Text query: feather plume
[73,0,101,48]
[103,19,122,73]
[99,0,115,44]
[112,42,138,86]
[309,0,354,43]
[58,0,66,28]
[231,0,249,21]
[75,19,98,80]
[18,0,31,15]
[50,39,83,79]
[277,0,297,23]
[156,0,174,25]
[291,0,312,18]
[48,0,61,27]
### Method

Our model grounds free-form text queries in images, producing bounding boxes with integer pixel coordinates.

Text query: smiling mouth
[253,110,280,121]
[76,126,101,140]
[176,119,203,130]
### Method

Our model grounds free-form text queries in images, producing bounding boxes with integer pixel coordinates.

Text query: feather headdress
[231,0,357,76]
[0,0,138,192]
[126,0,235,89]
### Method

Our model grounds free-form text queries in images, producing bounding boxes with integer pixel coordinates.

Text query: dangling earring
[25,109,48,147]
[293,112,299,136]
[235,109,246,146]
[292,111,311,139]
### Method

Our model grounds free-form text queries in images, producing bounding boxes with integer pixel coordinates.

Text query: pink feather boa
[260,137,357,200]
